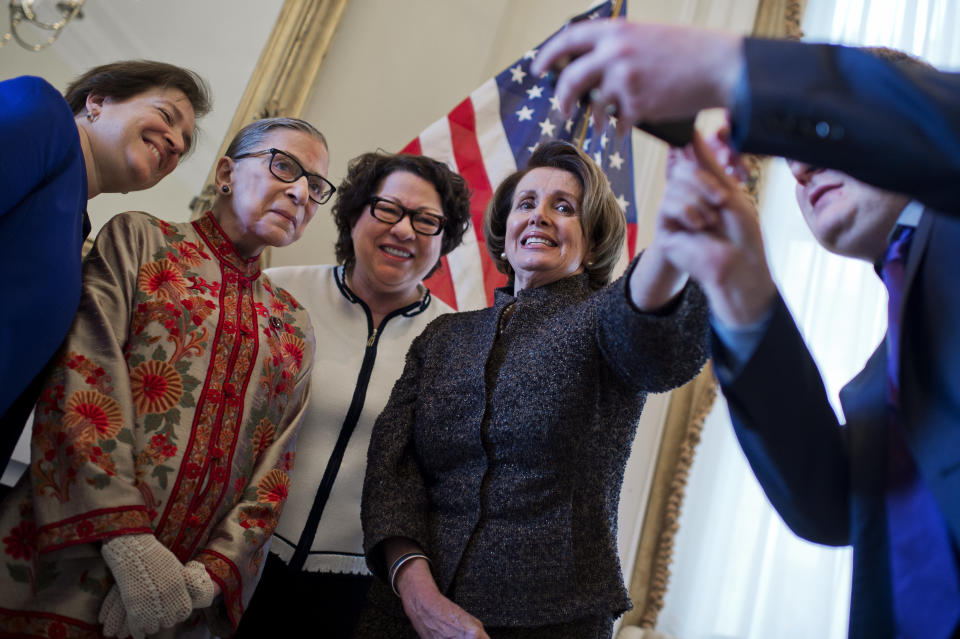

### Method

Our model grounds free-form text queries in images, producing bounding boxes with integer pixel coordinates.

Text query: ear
[85,92,105,118]
[583,243,597,267]
[215,156,235,192]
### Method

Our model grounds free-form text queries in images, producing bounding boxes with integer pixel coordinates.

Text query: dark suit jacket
[717,207,960,638]
[730,38,960,213]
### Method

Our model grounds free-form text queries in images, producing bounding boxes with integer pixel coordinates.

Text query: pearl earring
[499,252,507,260]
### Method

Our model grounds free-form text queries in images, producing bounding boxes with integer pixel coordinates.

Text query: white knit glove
[99,586,131,638]
[100,534,192,638]
[183,560,215,609]
[99,560,216,637]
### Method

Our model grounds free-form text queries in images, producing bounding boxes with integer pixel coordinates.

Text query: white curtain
[656,2,960,638]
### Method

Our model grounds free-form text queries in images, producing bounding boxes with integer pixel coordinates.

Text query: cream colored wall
[280,0,588,268]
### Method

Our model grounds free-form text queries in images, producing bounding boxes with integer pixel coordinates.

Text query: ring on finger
[588,88,619,116]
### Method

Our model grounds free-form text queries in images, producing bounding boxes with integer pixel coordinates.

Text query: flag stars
[549,96,562,112]
[528,143,539,154]
[516,105,534,122]
[526,85,544,100]
[609,115,618,130]
[600,132,609,149]
[538,118,556,137]
[616,194,630,212]
[609,151,625,170]
[523,49,538,60]
[564,118,574,133]
[510,64,527,84]
[593,151,603,165]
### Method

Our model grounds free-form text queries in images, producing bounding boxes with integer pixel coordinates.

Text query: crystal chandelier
[1,0,87,51]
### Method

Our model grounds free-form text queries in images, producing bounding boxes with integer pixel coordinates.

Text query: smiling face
[216,128,330,258]
[349,170,445,305]
[505,167,589,292]
[788,160,909,262]
[84,86,196,194]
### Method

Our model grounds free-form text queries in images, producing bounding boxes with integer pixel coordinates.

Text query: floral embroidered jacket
[0,211,314,638]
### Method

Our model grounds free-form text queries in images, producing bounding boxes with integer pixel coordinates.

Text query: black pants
[236,553,373,639]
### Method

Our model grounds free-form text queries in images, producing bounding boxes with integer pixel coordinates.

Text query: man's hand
[532,20,743,136]
[657,130,777,327]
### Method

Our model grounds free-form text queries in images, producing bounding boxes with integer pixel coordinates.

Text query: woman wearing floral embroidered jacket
[0,117,331,639]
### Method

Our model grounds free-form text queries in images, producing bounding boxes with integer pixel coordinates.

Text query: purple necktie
[882,225,960,639]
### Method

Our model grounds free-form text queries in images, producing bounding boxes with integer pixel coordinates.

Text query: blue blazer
[0,77,89,467]
[730,38,960,213]
[717,204,960,638]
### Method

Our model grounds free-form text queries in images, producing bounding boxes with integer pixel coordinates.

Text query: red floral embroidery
[63,390,123,444]
[3,520,36,560]
[256,469,290,504]
[250,419,274,458]
[130,360,183,415]
[138,259,189,300]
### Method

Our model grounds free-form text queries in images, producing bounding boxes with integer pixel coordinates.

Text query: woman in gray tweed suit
[359,141,709,638]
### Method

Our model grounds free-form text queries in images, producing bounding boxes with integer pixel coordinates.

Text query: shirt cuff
[710,306,773,379]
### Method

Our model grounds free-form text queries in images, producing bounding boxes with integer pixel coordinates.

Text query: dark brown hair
[65,60,211,148]
[332,152,472,278]
[484,140,625,290]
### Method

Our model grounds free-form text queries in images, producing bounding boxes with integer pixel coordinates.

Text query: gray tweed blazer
[362,262,709,628]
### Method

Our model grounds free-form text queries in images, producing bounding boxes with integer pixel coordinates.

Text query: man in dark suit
[532,22,960,211]
[649,122,959,638]
[536,24,960,637]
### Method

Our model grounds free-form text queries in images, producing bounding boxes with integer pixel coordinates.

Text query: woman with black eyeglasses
[236,151,471,638]
[0,117,328,638]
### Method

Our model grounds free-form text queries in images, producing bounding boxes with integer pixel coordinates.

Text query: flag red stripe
[626,222,638,260]
[447,98,506,306]
[401,137,422,155]
[423,256,458,310]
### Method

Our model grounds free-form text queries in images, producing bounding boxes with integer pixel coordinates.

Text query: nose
[787,159,821,185]
[286,175,311,205]
[390,211,416,239]
[528,202,550,226]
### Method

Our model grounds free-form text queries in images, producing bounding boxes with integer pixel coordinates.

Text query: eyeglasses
[233,148,336,204]
[369,196,446,236]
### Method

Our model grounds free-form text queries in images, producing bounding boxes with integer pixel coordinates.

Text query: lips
[809,182,842,209]
[268,209,298,227]
[520,232,558,247]
[143,139,167,171]
[380,244,413,259]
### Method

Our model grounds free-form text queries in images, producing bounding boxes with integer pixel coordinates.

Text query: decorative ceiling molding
[190,0,349,218]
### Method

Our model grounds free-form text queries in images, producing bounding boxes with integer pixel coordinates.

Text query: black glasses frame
[233,148,336,205]
[368,196,446,236]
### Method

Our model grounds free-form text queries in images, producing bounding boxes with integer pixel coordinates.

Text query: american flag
[401,0,637,311]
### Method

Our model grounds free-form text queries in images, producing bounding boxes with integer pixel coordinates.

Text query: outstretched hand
[532,20,743,137]
[656,129,777,327]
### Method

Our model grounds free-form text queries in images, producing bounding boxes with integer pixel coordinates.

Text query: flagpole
[574,0,625,147]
